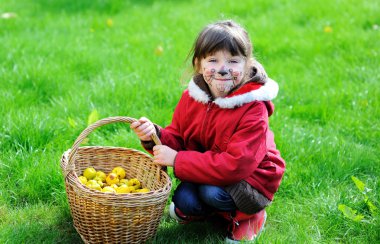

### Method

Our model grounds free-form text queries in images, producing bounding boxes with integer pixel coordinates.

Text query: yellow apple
[93,177,104,187]
[101,186,116,193]
[112,166,126,179]
[115,185,134,194]
[135,188,150,193]
[83,167,97,180]
[95,170,106,182]
[127,178,141,190]
[78,176,87,185]
[119,179,129,185]
[106,172,119,185]
[86,180,102,191]
[110,184,118,189]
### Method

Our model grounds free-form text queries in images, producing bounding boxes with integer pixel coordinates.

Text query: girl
[131,20,285,243]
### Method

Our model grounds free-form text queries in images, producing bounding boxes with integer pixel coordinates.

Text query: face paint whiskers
[229,69,242,83]
[204,68,216,84]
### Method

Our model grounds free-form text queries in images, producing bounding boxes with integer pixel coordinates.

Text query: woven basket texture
[60,117,172,244]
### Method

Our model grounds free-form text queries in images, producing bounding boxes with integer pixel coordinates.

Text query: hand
[153,145,177,167]
[130,117,155,141]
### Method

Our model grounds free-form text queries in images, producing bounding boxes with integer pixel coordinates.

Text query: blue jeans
[172,182,237,216]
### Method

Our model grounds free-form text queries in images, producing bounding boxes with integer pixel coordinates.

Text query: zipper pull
[234,219,239,226]
[230,213,239,226]
[207,102,212,111]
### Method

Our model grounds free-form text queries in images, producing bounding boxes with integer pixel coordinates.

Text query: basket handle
[65,116,162,180]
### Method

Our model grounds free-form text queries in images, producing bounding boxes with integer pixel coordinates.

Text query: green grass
[1,0,379,243]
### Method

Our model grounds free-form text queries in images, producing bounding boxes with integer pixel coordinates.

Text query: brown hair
[190,20,253,73]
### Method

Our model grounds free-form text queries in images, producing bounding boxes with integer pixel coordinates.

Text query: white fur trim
[188,79,210,104]
[188,78,279,109]
[215,78,279,109]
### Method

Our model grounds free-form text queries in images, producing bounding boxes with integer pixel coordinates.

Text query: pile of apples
[78,166,150,194]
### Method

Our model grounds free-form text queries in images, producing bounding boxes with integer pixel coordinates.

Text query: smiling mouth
[214,78,231,81]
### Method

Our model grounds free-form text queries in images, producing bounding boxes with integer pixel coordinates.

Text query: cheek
[203,68,216,76]
[231,70,242,77]
[228,69,243,81]
[230,65,246,80]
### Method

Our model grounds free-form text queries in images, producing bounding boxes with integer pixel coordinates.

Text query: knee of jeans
[173,197,204,216]
[173,188,203,216]
[198,185,222,205]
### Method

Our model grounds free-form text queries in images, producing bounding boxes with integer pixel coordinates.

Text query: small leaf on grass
[324,26,333,33]
[351,176,365,193]
[154,45,164,56]
[364,196,378,214]
[87,109,99,126]
[338,204,364,222]
[1,12,17,19]
[367,201,378,214]
[106,18,113,27]
[68,117,77,128]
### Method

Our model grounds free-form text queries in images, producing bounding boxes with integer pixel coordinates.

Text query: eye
[229,59,239,64]
[208,58,217,63]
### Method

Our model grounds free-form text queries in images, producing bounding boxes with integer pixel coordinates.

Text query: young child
[131,20,285,242]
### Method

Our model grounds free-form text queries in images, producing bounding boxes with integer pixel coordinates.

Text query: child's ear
[194,58,202,74]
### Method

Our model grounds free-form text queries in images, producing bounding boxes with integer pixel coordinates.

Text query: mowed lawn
[0,0,379,243]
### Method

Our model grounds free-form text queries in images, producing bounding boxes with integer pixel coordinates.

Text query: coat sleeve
[174,102,268,186]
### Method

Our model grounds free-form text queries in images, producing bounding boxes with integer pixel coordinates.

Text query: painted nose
[218,70,228,76]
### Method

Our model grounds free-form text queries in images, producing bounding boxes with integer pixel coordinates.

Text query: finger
[130,121,141,129]
[153,154,159,161]
[141,126,154,137]
[138,121,153,133]
[139,117,149,123]
[135,123,151,136]
[153,156,164,165]
[138,121,151,131]
[153,158,160,165]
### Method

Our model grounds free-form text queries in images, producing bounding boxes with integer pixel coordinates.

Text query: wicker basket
[60,116,172,244]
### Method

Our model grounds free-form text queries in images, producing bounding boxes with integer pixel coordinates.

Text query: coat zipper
[201,102,212,146]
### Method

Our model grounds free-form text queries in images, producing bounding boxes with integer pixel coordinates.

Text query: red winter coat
[153,75,285,201]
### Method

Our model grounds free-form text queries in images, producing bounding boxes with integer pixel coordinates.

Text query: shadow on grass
[60,217,226,243]
[54,213,83,244]
[149,214,226,244]
[54,209,226,243]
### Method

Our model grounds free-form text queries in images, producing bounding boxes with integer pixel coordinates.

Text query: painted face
[200,50,247,98]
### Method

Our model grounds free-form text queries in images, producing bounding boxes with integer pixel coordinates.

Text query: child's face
[199,50,247,98]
